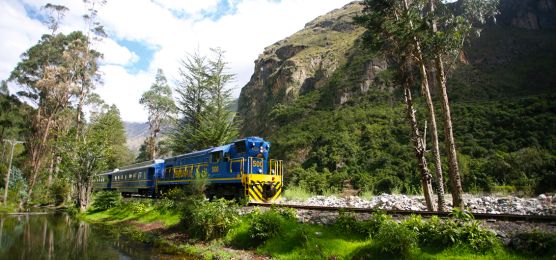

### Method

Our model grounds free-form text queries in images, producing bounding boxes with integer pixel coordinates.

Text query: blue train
[92,137,283,202]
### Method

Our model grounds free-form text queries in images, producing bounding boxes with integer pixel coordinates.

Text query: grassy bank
[81,192,555,259]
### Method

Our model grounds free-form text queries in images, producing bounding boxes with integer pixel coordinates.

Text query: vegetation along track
[249,203,556,223]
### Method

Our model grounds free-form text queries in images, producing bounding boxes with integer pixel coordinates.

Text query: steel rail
[249,202,556,223]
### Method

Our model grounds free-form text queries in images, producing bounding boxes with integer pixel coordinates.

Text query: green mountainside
[238,0,556,195]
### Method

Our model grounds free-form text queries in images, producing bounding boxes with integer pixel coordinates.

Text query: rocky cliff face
[238,2,367,136]
[498,0,556,30]
[238,0,556,137]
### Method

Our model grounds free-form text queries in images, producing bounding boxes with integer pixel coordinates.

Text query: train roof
[95,159,164,176]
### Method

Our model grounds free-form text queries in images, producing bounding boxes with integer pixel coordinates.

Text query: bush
[128,200,149,214]
[403,214,500,253]
[509,231,556,257]
[163,187,187,201]
[186,199,239,240]
[334,211,391,238]
[374,221,417,257]
[51,180,71,205]
[92,191,121,211]
[248,208,288,244]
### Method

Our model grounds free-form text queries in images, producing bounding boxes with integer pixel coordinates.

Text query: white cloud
[96,65,151,122]
[152,0,219,14]
[0,0,353,123]
[95,38,139,66]
[0,0,46,79]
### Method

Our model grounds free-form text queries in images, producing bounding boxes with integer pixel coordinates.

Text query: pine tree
[171,49,239,153]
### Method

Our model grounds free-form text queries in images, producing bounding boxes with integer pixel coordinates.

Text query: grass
[84,204,181,226]
[82,199,549,260]
[282,186,314,201]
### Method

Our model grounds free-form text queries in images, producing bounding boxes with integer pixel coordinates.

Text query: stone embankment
[281,193,556,216]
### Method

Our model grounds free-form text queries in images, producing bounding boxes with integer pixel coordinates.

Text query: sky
[0,0,353,122]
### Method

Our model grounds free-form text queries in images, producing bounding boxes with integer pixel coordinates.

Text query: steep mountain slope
[237,0,556,195]
[123,122,149,152]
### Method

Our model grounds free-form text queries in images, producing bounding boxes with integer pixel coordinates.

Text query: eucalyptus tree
[355,0,436,211]
[424,0,499,209]
[9,31,100,204]
[139,69,176,160]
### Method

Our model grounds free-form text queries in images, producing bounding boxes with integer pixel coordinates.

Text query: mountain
[237,0,556,195]
[123,122,149,152]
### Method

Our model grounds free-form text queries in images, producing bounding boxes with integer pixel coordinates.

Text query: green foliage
[271,83,556,195]
[185,170,209,198]
[139,68,176,160]
[335,211,391,239]
[509,231,556,257]
[92,191,121,211]
[50,179,71,205]
[185,198,239,240]
[374,220,418,257]
[282,185,314,201]
[171,48,239,154]
[128,200,149,214]
[162,187,187,201]
[247,209,286,243]
[402,215,499,253]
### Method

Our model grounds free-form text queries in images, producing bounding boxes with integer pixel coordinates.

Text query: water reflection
[0,212,178,259]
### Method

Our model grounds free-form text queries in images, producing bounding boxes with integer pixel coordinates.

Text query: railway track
[249,202,556,223]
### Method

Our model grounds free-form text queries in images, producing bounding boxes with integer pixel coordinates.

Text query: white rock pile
[281,193,556,215]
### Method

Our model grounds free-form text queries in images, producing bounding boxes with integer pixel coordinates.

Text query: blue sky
[0,0,352,122]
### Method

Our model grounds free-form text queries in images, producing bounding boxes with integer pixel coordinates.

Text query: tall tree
[424,0,499,209]
[60,105,128,211]
[171,51,210,153]
[74,0,106,133]
[354,0,436,210]
[139,69,176,160]
[400,0,446,211]
[9,31,100,205]
[171,49,240,153]
[193,48,240,148]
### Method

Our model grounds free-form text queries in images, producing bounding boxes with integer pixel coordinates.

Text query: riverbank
[80,194,555,259]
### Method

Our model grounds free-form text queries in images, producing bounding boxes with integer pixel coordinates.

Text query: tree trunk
[429,0,464,209]
[403,74,435,211]
[402,0,446,211]
[433,56,464,209]
[414,50,447,211]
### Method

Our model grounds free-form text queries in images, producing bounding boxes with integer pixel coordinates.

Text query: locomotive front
[231,137,283,202]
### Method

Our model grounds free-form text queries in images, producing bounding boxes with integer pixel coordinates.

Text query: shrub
[187,199,239,240]
[248,209,286,243]
[404,214,500,253]
[128,200,150,214]
[92,191,121,211]
[374,221,417,257]
[163,187,187,201]
[51,180,71,205]
[509,231,556,257]
[334,211,391,238]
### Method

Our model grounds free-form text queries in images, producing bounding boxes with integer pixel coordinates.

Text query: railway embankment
[79,191,556,259]
[282,193,556,215]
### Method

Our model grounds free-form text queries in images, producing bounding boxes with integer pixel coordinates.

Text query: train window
[211,152,222,163]
[235,141,246,153]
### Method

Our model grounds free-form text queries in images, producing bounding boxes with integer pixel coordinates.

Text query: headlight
[258,169,263,173]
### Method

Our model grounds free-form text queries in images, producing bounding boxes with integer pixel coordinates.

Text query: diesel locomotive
[92,136,283,202]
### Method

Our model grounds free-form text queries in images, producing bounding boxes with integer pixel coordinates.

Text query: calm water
[0,212,182,260]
